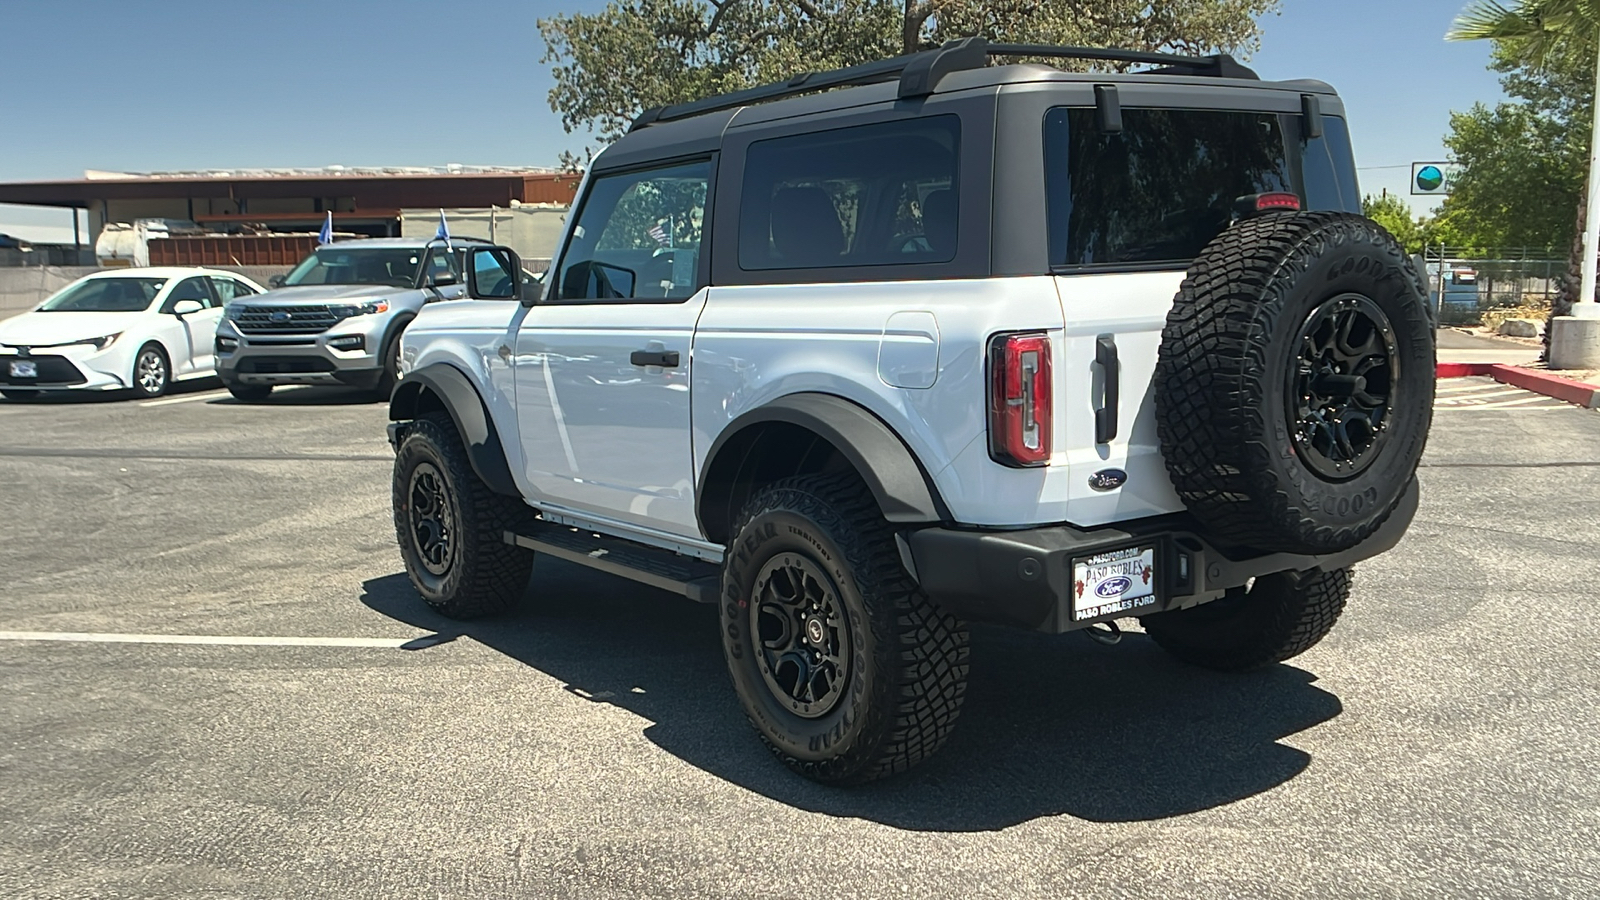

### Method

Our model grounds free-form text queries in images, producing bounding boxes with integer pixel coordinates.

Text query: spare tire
[1155,212,1433,555]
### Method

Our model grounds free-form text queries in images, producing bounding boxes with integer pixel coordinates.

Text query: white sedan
[0,267,265,400]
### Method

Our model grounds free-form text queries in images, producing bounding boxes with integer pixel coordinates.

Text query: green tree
[1448,0,1599,337]
[1361,193,1427,254]
[539,0,1282,145]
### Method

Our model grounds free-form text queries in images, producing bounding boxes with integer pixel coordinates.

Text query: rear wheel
[719,472,969,784]
[226,383,272,402]
[392,412,534,618]
[131,344,170,399]
[1141,567,1353,672]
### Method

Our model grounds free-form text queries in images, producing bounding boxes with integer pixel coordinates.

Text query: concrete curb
[1435,362,1600,409]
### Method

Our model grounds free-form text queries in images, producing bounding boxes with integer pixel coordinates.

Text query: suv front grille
[234,304,341,334]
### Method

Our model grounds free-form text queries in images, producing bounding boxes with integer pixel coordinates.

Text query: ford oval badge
[1089,468,1127,492]
[269,311,291,323]
[1095,576,1133,598]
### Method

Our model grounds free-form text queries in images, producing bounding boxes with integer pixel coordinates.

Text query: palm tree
[1449,1,1600,352]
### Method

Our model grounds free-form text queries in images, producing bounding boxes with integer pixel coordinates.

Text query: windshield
[282,248,420,287]
[38,277,166,312]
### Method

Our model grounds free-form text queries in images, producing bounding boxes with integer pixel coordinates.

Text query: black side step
[504,521,721,603]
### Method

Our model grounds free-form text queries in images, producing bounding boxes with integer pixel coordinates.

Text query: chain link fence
[1422,246,1564,327]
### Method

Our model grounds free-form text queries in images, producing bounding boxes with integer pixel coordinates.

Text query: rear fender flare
[698,392,949,540]
[389,363,518,497]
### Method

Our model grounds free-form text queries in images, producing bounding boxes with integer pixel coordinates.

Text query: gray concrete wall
[0,265,291,321]
[401,206,568,264]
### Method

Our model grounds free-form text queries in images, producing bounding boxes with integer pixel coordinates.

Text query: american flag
[648,223,670,247]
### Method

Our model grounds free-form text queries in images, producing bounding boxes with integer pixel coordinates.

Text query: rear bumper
[908,479,1419,633]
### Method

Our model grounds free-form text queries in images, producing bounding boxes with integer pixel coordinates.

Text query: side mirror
[172,299,204,316]
[464,246,526,304]
[267,274,286,288]
[428,270,459,288]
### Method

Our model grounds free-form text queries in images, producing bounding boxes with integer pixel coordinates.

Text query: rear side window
[739,115,960,270]
[1044,108,1359,269]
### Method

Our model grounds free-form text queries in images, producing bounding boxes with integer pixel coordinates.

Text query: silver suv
[215,237,480,401]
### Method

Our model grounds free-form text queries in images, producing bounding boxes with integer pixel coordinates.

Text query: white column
[1577,40,1600,319]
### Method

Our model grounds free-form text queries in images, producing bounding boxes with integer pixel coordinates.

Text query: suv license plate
[1072,545,1157,621]
[9,360,38,379]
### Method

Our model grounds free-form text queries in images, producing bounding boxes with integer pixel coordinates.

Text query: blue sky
[0,0,1504,241]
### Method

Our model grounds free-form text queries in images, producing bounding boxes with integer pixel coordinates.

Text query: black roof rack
[629,36,1259,132]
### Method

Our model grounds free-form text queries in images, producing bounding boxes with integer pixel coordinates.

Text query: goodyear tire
[1142,567,1353,672]
[1156,212,1434,555]
[719,472,969,785]
[392,412,534,618]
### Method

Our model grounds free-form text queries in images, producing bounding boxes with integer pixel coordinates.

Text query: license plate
[9,360,38,379]
[1072,545,1157,621]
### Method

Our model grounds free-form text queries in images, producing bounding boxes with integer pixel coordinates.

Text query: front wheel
[131,344,170,399]
[719,472,969,785]
[1140,567,1353,672]
[226,383,272,402]
[392,412,535,618]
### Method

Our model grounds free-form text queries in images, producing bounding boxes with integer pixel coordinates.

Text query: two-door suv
[386,39,1434,784]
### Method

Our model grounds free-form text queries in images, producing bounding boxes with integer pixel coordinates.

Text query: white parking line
[140,389,230,408]
[1436,382,1508,394]
[0,630,417,648]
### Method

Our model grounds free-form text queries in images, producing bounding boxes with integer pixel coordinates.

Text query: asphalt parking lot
[1,380,1597,899]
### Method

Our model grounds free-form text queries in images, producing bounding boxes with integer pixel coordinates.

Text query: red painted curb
[1487,364,1600,409]
[1435,362,1492,378]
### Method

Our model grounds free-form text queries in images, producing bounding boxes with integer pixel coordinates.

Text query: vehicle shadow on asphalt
[360,559,1342,832]
[207,387,383,407]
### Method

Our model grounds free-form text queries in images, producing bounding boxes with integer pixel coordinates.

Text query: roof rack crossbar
[628,37,1258,132]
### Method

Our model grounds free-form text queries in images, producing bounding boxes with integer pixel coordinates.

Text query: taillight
[988,332,1052,467]
[1235,192,1303,218]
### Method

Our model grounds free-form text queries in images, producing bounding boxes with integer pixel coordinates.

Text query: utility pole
[1551,40,1600,366]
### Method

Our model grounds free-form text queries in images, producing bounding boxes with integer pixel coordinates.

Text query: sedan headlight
[329,300,390,319]
[84,333,122,350]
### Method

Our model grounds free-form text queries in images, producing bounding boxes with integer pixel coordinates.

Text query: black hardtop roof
[596,38,1337,172]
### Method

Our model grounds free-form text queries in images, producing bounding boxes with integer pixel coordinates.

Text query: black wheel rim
[1288,293,1400,480]
[407,461,454,576]
[750,553,852,719]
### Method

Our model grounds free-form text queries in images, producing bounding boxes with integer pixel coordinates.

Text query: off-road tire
[1141,567,1353,672]
[1156,212,1433,555]
[226,383,272,402]
[719,471,969,785]
[392,412,534,618]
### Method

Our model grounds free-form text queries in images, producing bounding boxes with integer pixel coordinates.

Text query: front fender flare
[388,363,519,497]
[699,392,950,533]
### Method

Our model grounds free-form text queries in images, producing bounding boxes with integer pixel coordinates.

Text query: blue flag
[317,211,333,246]
[434,210,450,243]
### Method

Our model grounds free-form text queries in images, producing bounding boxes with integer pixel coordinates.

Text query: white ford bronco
[386,39,1433,784]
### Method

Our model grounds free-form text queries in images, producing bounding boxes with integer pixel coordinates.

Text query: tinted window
[739,116,960,270]
[163,276,214,312]
[1045,108,1357,269]
[554,161,710,302]
[283,248,421,287]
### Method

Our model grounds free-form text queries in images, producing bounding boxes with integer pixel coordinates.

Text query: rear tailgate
[1053,272,1186,526]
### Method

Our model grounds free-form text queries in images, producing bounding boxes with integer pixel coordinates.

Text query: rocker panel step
[504,520,721,603]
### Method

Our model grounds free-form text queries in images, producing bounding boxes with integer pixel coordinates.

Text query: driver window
[163,276,213,313]
[554,160,711,302]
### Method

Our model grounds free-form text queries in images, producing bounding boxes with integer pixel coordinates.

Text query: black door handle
[1094,334,1119,444]
[630,349,680,368]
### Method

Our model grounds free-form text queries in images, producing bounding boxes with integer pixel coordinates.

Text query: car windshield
[38,277,167,312]
[282,248,420,287]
